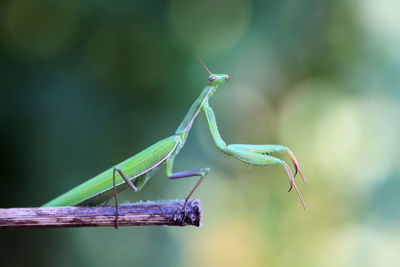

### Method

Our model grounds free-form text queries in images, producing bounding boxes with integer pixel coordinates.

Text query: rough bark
[0,199,202,229]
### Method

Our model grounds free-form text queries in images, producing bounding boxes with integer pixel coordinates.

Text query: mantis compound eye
[208,77,216,83]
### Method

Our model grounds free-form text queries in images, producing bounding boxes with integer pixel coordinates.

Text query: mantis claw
[283,163,306,209]
[287,149,308,185]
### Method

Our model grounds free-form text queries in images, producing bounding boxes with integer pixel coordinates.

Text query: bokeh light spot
[169,0,251,55]
[358,0,400,52]
[83,25,159,92]
[279,80,400,194]
[4,0,80,59]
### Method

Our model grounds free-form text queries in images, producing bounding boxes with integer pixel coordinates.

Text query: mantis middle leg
[165,157,210,214]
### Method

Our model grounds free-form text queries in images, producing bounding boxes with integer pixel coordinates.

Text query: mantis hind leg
[112,166,138,229]
[165,157,209,216]
[226,144,307,209]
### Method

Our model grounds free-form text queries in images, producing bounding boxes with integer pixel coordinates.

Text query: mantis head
[192,48,230,86]
[208,74,231,86]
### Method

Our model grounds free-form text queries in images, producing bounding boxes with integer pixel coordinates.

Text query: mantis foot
[114,207,119,229]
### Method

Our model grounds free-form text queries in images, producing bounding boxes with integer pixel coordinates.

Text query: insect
[43,55,308,227]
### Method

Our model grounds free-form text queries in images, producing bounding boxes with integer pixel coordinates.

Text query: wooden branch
[0,199,202,229]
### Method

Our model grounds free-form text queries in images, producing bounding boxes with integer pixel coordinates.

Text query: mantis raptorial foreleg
[226,144,308,183]
[165,157,209,214]
[202,100,307,209]
[224,145,306,208]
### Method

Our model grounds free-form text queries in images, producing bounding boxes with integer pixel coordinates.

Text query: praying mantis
[43,56,308,226]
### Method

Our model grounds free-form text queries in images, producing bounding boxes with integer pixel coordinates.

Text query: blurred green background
[1,0,400,266]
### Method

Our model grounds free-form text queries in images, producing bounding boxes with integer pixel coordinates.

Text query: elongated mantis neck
[175,85,216,138]
[174,73,229,142]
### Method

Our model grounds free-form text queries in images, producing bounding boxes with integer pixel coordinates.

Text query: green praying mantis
[43,55,308,226]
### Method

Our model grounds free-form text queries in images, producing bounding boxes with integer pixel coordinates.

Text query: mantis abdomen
[43,136,179,207]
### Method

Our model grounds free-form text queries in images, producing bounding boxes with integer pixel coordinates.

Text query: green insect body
[44,65,308,225]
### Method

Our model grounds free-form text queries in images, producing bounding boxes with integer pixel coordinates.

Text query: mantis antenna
[186,40,212,75]
[195,50,212,75]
